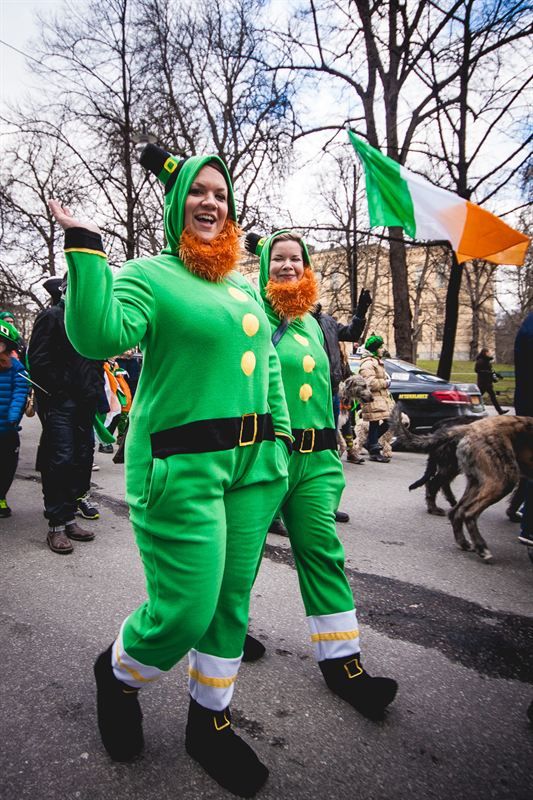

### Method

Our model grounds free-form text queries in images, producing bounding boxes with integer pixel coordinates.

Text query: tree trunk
[388,228,413,360]
[437,250,463,380]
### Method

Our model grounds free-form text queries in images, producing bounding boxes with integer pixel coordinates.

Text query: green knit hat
[365,333,384,353]
[0,311,15,321]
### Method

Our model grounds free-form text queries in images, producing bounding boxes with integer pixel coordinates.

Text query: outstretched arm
[48,200,154,359]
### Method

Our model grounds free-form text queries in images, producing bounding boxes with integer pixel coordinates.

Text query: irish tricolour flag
[348,131,529,266]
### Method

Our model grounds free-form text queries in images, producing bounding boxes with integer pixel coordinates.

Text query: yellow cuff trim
[115,642,157,684]
[64,247,106,257]
[188,667,237,689]
[311,629,360,642]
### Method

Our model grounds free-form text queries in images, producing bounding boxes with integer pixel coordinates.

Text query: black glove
[244,231,263,256]
[355,289,372,318]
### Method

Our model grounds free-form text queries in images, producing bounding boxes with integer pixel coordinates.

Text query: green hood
[257,230,312,303]
[140,144,237,255]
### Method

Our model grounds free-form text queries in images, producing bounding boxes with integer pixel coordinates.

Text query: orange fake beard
[266,267,319,319]
[179,219,242,282]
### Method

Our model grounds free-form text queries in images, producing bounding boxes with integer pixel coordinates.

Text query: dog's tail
[408,464,435,491]
[389,404,436,452]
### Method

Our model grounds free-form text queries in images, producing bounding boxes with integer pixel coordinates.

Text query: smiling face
[184,164,229,242]
[269,239,305,283]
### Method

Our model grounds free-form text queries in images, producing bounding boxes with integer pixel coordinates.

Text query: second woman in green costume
[245,230,398,719]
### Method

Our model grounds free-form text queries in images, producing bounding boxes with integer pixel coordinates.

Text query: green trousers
[112,438,288,710]
[279,449,361,660]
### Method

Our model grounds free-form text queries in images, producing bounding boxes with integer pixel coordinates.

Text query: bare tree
[264,0,532,360]
[136,0,297,230]
[0,116,89,309]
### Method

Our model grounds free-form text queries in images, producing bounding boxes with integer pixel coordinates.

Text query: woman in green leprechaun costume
[48,144,292,798]
[243,230,398,719]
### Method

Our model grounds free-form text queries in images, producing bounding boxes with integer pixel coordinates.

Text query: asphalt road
[1,415,532,800]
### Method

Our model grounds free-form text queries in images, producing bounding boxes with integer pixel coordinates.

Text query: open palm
[48,200,101,234]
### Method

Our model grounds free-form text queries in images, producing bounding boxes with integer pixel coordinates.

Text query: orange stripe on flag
[457,202,530,265]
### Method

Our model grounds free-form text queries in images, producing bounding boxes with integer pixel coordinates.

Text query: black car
[349,356,486,432]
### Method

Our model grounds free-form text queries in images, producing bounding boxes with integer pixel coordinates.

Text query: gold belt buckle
[299,428,315,453]
[239,413,258,446]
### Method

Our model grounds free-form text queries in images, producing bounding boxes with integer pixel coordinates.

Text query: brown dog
[391,410,533,561]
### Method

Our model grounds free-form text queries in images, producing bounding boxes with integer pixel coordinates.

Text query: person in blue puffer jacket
[0,320,29,518]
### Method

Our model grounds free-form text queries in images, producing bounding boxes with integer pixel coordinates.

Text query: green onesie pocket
[146,457,169,510]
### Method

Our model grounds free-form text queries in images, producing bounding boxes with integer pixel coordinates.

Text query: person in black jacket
[514,312,533,547]
[313,289,372,522]
[474,347,508,414]
[28,278,104,554]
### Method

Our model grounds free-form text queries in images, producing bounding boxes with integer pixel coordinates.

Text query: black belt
[151,413,275,458]
[291,427,337,453]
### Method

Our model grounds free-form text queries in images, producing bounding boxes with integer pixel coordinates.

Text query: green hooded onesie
[62,146,292,711]
[256,231,361,662]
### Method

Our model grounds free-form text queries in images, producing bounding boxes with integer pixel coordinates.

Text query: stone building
[241,241,496,361]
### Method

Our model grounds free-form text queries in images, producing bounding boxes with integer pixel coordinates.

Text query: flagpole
[437,246,464,381]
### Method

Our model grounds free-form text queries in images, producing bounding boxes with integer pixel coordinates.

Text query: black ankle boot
[93,644,144,761]
[242,634,266,663]
[319,654,398,720]
[185,698,269,798]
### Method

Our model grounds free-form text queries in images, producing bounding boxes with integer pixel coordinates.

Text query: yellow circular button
[228,287,248,302]
[294,333,309,346]
[241,351,256,376]
[299,383,313,401]
[303,355,315,373]
[242,313,260,337]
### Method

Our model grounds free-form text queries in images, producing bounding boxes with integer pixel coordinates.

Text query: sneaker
[98,444,114,454]
[77,492,100,520]
[518,531,533,546]
[92,464,100,472]
[335,510,350,523]
[0,498,11,518]
[346,453,365,464]
[369,453,391,463]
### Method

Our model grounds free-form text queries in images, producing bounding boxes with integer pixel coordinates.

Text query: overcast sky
[0,0,63,103]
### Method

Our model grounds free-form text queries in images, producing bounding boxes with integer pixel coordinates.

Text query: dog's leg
[461,480,516,562]
[337,430,347,458]
[441,481,458,508]
[506,477,526,521]
[426,475,447,515]
[448,493,474,553]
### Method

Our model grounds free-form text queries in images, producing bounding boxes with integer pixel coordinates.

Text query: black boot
[319,654,398,720]
[185,698,269,798]
[93,644,144,761]
[242,634,266,663]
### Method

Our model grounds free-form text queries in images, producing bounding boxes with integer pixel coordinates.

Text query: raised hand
[48,199,101,234]
[355,288,372,318]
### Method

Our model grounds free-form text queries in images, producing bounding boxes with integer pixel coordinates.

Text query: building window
[436,322,444,340]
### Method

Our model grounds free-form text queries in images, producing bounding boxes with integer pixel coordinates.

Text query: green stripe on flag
[348,131,416,238]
